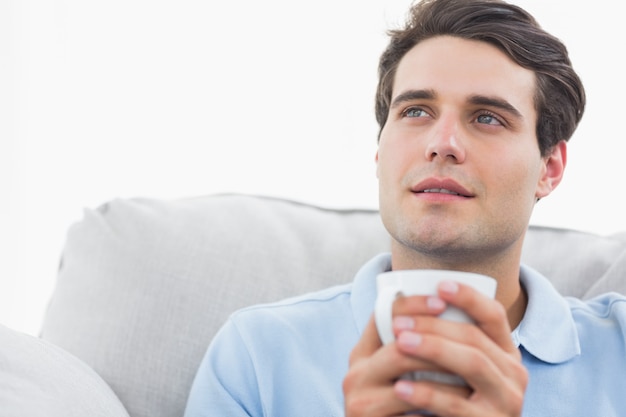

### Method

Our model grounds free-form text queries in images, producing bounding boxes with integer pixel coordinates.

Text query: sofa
[2,193,626,416]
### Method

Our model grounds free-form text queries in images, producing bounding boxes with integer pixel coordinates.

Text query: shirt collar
[351,253,391,334]
[351,255,580,364]
[512,264,580,363]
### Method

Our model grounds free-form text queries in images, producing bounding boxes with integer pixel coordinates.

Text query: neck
[390,242,528,330]
[506,282,527,329]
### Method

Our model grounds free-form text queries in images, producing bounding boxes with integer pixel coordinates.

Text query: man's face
[376,35,565,268]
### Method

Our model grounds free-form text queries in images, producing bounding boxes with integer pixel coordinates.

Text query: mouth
[420,188,464,196]
[411,178,474,199]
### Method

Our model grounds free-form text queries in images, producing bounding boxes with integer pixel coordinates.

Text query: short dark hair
[375,0,586,156]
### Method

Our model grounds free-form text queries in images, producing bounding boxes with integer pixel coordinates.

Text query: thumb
[349,315,383,365]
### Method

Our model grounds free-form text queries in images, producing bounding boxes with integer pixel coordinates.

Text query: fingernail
[398,331,422,348]
[439,281,459,294]
[394,380,414,398]
[393,316,415,330]
[426,296,446,310]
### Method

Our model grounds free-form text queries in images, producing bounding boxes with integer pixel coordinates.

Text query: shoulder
[236,282,352,312]
[567,292,626,319]
[214,282,359,368]
[229,283,354,331]
[566,292,626,342]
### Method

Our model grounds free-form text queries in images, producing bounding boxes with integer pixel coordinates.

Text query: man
[184,0,625,415]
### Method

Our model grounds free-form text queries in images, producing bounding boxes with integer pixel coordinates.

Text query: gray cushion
[521,226,626,298]
[39,194,626,417]
[0,324,129,417]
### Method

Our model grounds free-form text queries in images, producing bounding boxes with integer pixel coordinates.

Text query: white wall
[3,0,625,336]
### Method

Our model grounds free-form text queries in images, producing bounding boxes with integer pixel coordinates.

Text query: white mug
[374,269,497,386]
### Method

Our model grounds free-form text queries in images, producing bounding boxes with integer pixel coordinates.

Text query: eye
[402,107,429,118]
[476,112,504,126]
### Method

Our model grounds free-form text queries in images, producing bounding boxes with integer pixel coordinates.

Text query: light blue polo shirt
[184,253,626,416]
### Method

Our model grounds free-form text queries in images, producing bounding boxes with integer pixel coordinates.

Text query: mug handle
[374,286,401,345]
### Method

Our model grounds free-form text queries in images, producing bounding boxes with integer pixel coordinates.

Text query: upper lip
[411,177,473,197]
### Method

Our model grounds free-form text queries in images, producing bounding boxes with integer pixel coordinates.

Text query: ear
[536,140,567,199]
[375,150,380,179]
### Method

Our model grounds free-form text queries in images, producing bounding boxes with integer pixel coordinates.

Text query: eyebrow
[390,89,436,109]
[390,89,524,120]
[468,94,523,119]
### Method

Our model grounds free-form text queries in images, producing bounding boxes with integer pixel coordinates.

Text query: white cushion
[0,324,129,417]
[39,194,626,417]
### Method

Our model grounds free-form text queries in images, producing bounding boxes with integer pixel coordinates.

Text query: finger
[395,330,527,411]
[393,294,448,317]
[350,315,383,364]
[350,316,447,382]
[344,382,412,417]
[436,281,517,354]
[365,292,448,357]
[394,379,472,417]
[344,320,442,417]
[391,290,522,384]
[400,316,520,382]
[351,319,429,367]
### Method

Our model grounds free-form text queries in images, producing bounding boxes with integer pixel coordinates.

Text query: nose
[424,118,466,163]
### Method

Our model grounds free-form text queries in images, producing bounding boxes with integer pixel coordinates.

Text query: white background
[2,0,625,336]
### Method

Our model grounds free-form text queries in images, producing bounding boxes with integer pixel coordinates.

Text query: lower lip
[412,192,470,202]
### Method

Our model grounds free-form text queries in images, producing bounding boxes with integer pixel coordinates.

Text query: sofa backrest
[39,194,626,417]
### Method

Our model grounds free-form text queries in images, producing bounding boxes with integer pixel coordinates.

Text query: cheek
[376,143,409,212]
[495,156,543,210]
[376,142,398,183]
[377,133,416,179]
[377,154,411,194]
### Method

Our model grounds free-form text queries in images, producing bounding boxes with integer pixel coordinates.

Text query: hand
[343,282,528,416]
[344,292,466,416]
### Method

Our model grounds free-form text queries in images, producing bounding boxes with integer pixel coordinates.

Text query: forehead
[393,36,537,116]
